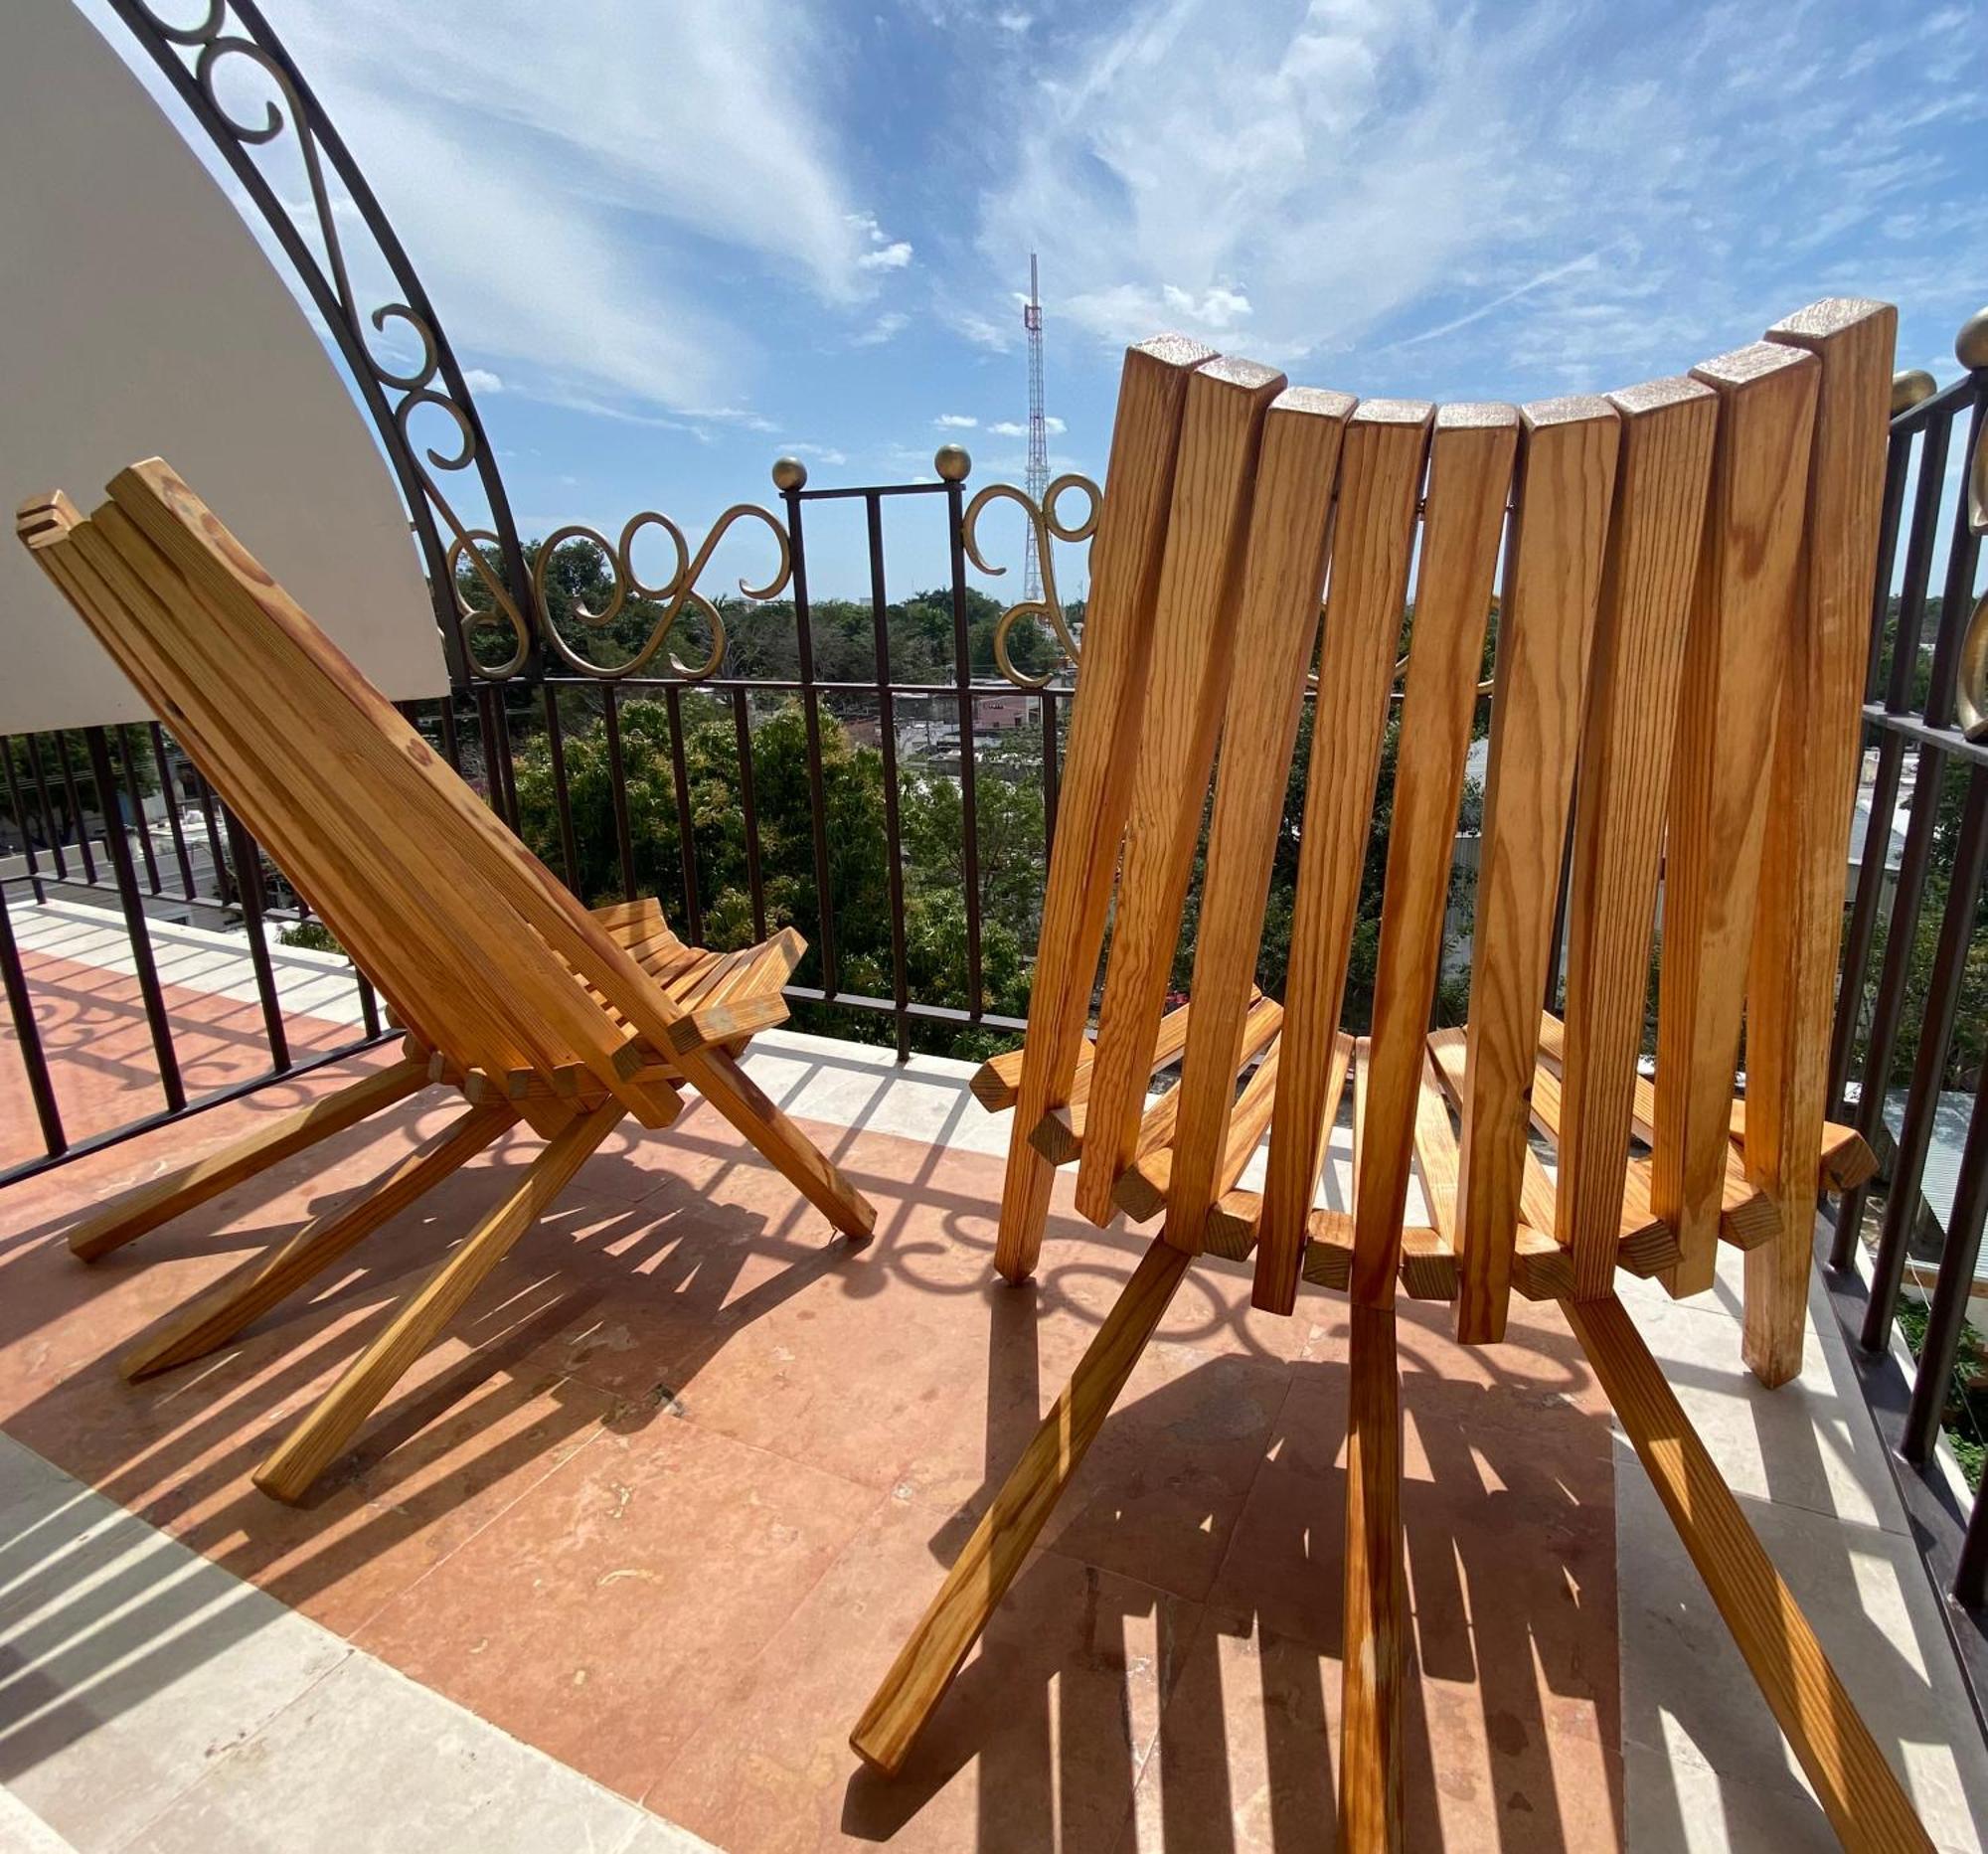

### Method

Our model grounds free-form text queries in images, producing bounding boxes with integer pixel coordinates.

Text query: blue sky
[84,0,1988,601]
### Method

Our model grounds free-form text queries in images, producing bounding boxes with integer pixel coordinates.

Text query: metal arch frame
[104,0,532,685]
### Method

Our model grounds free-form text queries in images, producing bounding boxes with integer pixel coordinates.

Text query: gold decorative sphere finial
[770,455,808,492]
[1957,307,1988,372]
[933,443,972,483]
[1891,369,1937,416]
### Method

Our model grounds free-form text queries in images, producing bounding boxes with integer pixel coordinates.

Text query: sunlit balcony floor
[1,900,1984,1852]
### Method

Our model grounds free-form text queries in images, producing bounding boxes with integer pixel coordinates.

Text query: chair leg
[850,1234,1190,1774]
[684,1047,876,1240]
[1340,1301,1408,1853]
[251,1099,623,1503]
[66,1059,429,1262]
[1564,1293,1931,1853]
[121,1100,515,1383]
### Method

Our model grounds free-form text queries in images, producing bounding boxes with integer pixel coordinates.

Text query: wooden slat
[89,501,625,1090]
[1202,1030,1349,1258]
[850,1235,1192,1774]
[30,520,479,1070]
[1742,300,1897,1385]
[98,474,642,1085]
[1116,1027,1283,1224]
[1037,996,1281,1169]
[1651,343,1819,1298]
[122,1100,515,1380]
[1729,1102,1878,1194]
[1334,404,1517,1319]
[1340,1300,1407,1852]
[1556,378,1719,1298]
[663,931,800,1054]
[1565,1294,1933,1853]
[1540,1012,1873,1192]
[1454,397,1620,1342]
[666,991,789,1056]
[972,1038,1083,1113]
[1430,1026,1681,1270]
[1166,387,1355,1254]
[1076,358,1288,1228]
[254,1099,625,1501]
[1024,995,1237,1152]
[61,1061,429,1262]
[991,337,1214,1279]
[1301,1208,1357,1289]
[1252,399,1433,1308]
[1411,1053,1461,1246]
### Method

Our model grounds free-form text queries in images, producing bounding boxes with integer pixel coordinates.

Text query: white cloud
[1045,415,1067,434]
[934,413,978,427]
[851,311,910,347]
[987,420,1026,436]
[88,0,891,414]
[461,367,504,394]
[948,308,1016,351]
[848,211,913,272]
[970,0,1986,384]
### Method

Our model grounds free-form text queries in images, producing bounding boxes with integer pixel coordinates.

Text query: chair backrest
[1048,297,1894,1342]
[16,459,690,1119]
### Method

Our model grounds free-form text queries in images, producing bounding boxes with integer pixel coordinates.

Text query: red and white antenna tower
[1023,252,1049,602]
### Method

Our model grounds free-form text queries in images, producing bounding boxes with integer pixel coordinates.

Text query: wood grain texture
[1251,400,1433,1310]
[1454,398,1620,1342]
[1167,388,1354,1254]
[1117,1028,1282,1224]
[1541,1011,1872,1193]
[1340,1300,1407,1852]
[1557,379,1718,1298]
[1565,1293,1932,1852]
[62,1061,428,1262]
[1076,358,1288,1228]
[1024,995,1233,1159]
[1341,406,1518,1315]
[121,1100,515,1381]
[849,1235,1191,1773]
[985,338,1215,1276]
[253,1099,624,1501]
[1653,343,1820,1299]
[1742,300,1897,1386]
[1202,1030,1351,1258]
[1036,996,1279,1169]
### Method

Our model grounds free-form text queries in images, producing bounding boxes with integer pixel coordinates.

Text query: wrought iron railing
[1814,309,1988,1713]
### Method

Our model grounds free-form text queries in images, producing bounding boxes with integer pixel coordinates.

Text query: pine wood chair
[16,460,875,1502]
[852,303,1932,1850]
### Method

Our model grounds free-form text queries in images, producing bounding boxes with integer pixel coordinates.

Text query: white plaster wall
[0,1,448,732]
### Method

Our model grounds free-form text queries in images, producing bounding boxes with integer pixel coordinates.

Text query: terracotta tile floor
[0,955,1625,1850]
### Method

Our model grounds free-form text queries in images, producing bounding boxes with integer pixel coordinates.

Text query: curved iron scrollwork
[524,506,792,681]
[961,473,1100,688]
[108,0,533,681]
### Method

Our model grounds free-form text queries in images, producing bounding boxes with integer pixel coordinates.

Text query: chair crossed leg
[77,1046,870,1503]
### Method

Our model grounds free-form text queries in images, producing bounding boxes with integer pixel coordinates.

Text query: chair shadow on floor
[0,1093,864,1782]
[839,1234,1628,1854]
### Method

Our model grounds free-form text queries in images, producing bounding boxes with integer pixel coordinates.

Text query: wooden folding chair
[852,304,1932,1849]
[16,460,874,1501]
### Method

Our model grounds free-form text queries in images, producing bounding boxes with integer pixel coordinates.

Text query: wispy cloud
[972,0,1988,386]
[934,413,978,427]
[87,0,914,415]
